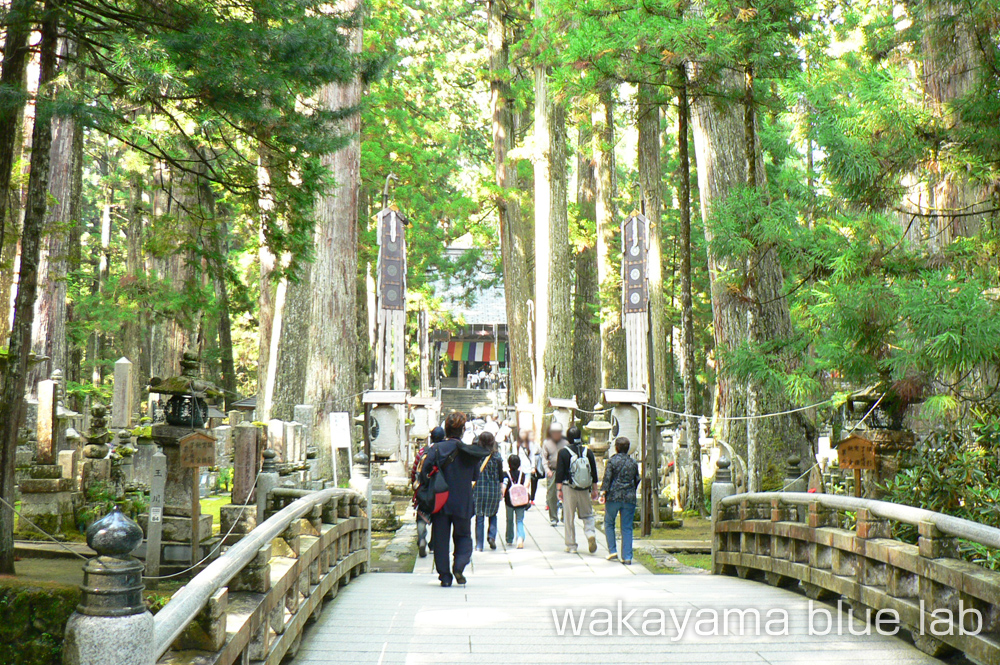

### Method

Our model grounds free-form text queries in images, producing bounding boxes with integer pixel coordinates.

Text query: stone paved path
[298,504,942,665]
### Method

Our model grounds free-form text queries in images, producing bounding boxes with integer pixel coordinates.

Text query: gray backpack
[566,445,593,490]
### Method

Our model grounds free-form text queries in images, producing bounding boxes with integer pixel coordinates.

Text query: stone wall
[0,580,81,665]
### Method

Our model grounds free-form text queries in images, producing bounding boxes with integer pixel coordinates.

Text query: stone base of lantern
[16,468,79,536]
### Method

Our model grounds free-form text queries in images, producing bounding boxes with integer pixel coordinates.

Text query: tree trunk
[909,0,987,246]
[30,74,76,388]
[212,221,237,407]
[533,0,572,417]
[305,1,362,479]
[593,87,625,389]
[689,64,808,487]
[638,82,669,409]
[256,145,279,421]
[573,121,601,416]
[489,0,533,411]
[0,0,36,271]
[66,113,84,406]
[270,263,312,421]
[123,172,143,414]
[0,2,58,574]
[676,66,703,513]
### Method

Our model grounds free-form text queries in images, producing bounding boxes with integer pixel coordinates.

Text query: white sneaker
[565,546,577,553]
[516,539,524,549]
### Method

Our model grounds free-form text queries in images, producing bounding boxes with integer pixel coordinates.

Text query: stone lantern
[148,352,222,429]
[583,405,613,457]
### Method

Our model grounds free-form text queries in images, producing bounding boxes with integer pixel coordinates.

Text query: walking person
[555,426,599,554]
[419,412,488,587]
[473,431,503,551]
[502,454,530,548]
[600,436,640,564]
[541,422,567,526]
[515,429,542,503]
[411,426,446,558]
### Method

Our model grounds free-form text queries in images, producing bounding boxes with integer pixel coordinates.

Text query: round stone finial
[717,455,731,469]
[261,447,277,473]
[86,507,143,557]
[715,454,733,483]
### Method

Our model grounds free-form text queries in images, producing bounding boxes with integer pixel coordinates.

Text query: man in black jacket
[555,426,599,554]
[420,412,487,586]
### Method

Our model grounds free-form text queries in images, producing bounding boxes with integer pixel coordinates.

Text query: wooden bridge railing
[712,483,1000,663]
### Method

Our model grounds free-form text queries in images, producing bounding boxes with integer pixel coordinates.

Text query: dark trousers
[432,511,473,584]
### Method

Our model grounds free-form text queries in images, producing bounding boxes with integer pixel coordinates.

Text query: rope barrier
[142,470,263,580]
[646,397,836,422]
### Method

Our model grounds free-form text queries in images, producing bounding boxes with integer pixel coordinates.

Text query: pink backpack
[507,471,530,507]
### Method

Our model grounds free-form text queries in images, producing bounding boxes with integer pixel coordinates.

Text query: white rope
[0,494,90,561]
[647,397,835,422]
[142,470,262,580]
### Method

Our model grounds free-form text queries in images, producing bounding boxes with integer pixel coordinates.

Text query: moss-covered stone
[0,579,81,665]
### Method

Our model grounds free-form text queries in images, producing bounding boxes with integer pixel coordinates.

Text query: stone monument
[17,375,77,536]
[139,352,221,572]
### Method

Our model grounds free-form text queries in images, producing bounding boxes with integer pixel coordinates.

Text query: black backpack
[415,446,458,514]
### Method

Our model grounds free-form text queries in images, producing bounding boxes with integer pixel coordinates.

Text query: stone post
[783,455,807,493]
[257,449,279,524]
[63,508,153,665]
[710,456,737,522]
[710,456,737,575]
[111,357,134,431]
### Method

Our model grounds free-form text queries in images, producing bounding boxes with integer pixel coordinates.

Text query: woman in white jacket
[513,429,541,503]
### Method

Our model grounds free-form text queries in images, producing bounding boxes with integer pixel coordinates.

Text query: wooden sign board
[179,431,217,468]
[837,435,876,471]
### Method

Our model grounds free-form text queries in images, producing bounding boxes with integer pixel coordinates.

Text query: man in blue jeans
[599,436,641,564]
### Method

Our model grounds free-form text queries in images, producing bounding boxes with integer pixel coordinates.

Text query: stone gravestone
[17,378,76,536]
[36,379,56,465]
[81,405,112,492]
[111,357,134,431]
[268,419,285,462]
[213,425,232,466]
[220,422,259,544]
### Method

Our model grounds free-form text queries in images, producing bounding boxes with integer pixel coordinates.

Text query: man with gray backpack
[554,426,599,553]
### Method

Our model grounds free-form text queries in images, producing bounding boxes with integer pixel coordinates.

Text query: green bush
[880,423,1000,569]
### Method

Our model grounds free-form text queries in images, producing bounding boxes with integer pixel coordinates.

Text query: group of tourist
[413,411,640,587]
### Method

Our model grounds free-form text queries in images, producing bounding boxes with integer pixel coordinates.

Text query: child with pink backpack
[503,454,531,548]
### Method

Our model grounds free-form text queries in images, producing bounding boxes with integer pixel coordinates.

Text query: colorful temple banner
[445,341,506,363]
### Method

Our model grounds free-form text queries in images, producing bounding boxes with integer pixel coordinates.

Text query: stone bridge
[62,476,1000,665]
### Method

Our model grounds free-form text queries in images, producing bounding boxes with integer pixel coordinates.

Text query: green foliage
[881,425,1000,569]
[0,580,80,665]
